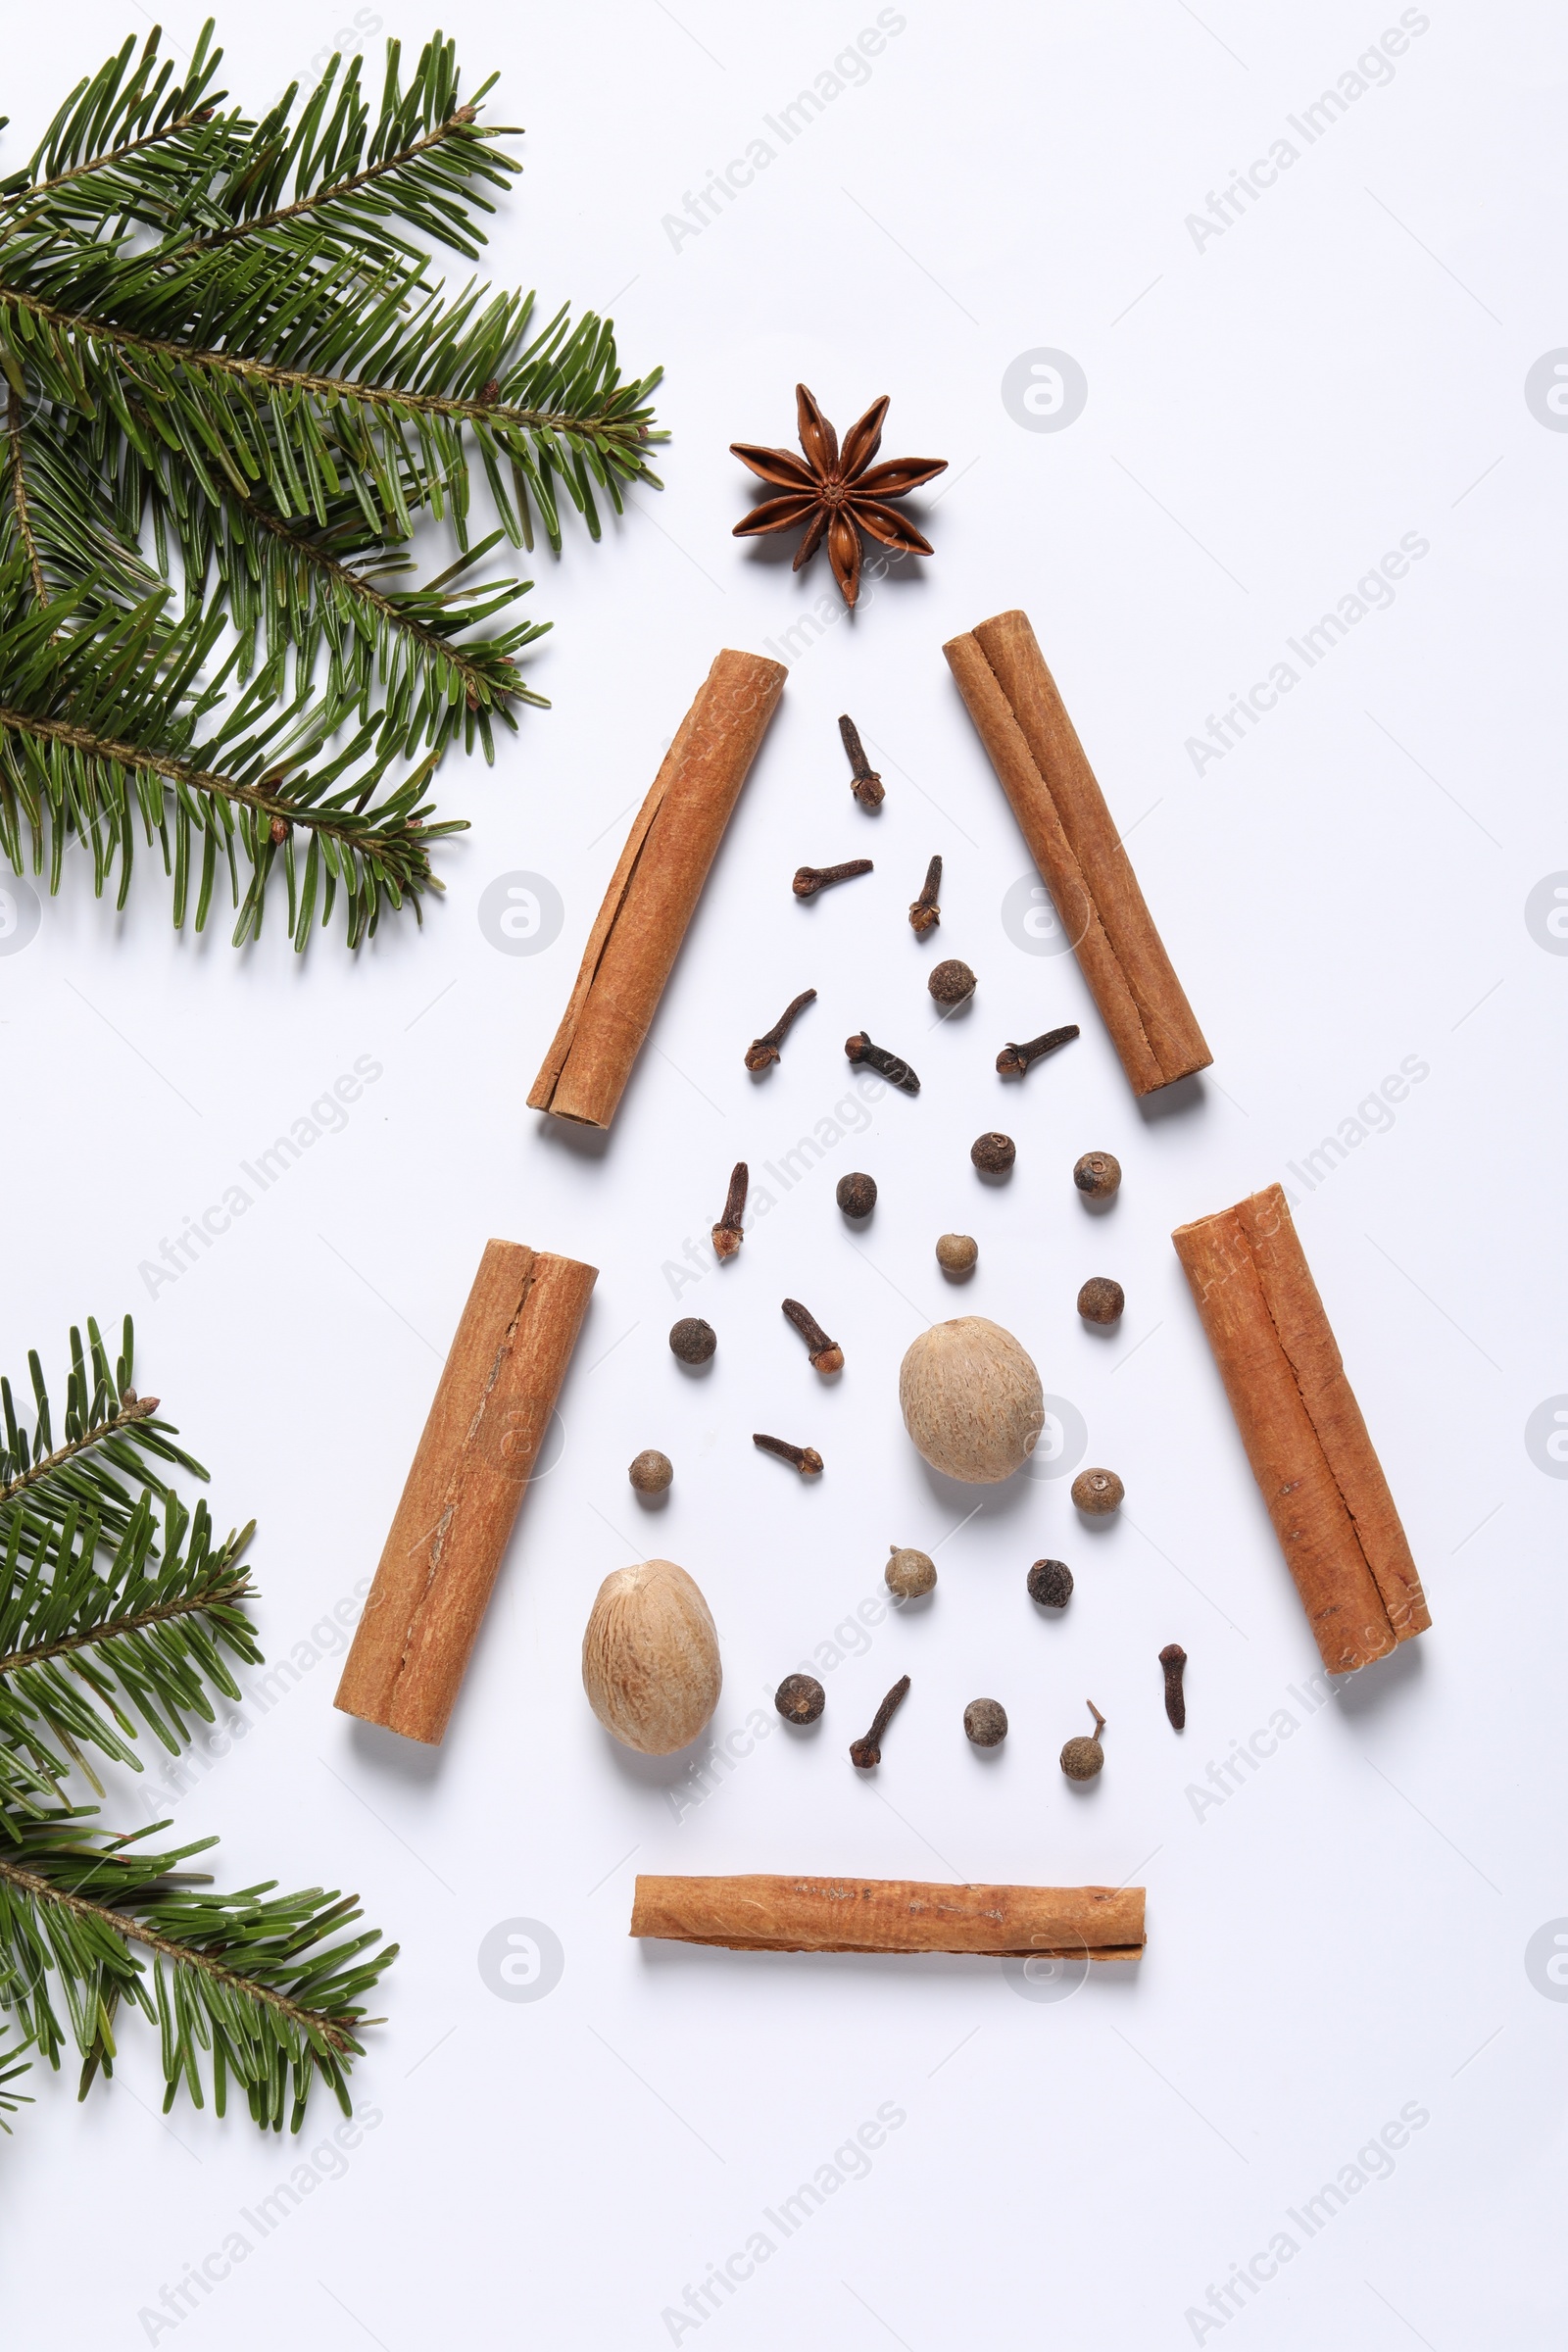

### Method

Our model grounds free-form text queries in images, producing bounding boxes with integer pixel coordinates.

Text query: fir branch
[6,386,48,606]
[0,1818,393,2129]
[0,2029,32,2129]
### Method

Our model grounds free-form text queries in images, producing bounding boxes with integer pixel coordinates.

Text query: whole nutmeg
[1073,1151,1121,1201]
[628,1448,673,1495]
[1072,1466,1124,1516]
[669,1317,716,1366]
[1027,1557,1073,1609]
[928,958,976,1006]
[885,1543,937,1600]
[837,1171,877,1218]
[1060,1700,1106,1781]
[899,1316,1045,1484]
[775,1672,825,1725]
[963,1697,1007,1747]
[1077,1277,1125,1325]
[581,1558,721,1754]
[971,1131,1015,1177]
[935,1232,978,1278]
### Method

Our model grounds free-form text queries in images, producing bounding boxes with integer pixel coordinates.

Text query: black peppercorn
[669,1317,716,1365]
[971,1131,1015,1176]
[963,1697,1007,1747]
[775,1673,826,1724]
[1027,1557,1073,1609]
[837,1171,877,1218]
[1077,1277,1124,1325]
[928,958,976,1005]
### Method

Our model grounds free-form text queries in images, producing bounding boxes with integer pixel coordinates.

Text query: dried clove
[795,858,873,900]
[908,855,942,933]
[753,1432,824,1475]
[1160,1643,1188,1731]
[838,713,885,810]
[782,1297,844,1374]
[711,1162,749,1260]
[997,1023,1081,1078]
[851,1674,910,1769]
[846,1030,920,1093]
[746,987,816,1072]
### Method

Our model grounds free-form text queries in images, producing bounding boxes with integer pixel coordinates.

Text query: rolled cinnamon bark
[1172,1184,1429,1673]
[944,609,1210,1096]
[528,648,788,1129]
[335,1239,597,1743]
[629,1874,1145,1958]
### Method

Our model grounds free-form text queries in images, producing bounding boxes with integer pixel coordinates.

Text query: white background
[3,3,1564,2346]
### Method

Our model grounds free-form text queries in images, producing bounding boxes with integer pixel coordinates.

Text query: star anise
[730,384,947,609]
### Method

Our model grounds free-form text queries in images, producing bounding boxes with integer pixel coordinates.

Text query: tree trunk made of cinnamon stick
[528,648,787,1130]
[335,1239,597,1743]
[629,1874,1146,1958]
[944,608,1210,1096]
[1172,1184,1429,1673]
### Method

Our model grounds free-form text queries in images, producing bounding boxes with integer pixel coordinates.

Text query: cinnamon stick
[629,1874,1145,1959]
[528,649,787,1129]
[944,608,1210,1096]
[1172,1184,1430,1674]
[334,1239,597,1743]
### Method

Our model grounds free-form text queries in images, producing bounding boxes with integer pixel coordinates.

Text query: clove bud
[1159,1643,1187,1731]
[745,987,816,1071]
[711,1162,748,1260]
[845,1031,919,1094]
[851,1674,910,1769]
[781,1298,844,1375]
[753,1432,823,1476]
[907,855,942,933]
[838,713,885,810]
[996,1023,1080,1078]
[794,858,872,900]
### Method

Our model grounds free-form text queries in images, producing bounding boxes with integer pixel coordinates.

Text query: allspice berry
[971,1131,1016,1177]
[964,1697,1007,1747]
[628,1449,673,1495]
[1060,1700,1106,1781]
[1073,1152,1121,1201]
[837,1171,877,1218]
[775,1672,825,1725]
[928,958,976,1006]
[1027,1557,1073,1609]
[1077,1277,1124,1326]
[936,1232,978,1278]
[669,1317,716,1366]
[1072,1466,1124,1515]
[885,1544,937,1600]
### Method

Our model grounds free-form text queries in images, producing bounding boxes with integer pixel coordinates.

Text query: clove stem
[996,1022,1081,1078]
[745,987,816,1072]
[845,1030,919,1095]
[781,1297,843,1375]
[1159,1644,1187,1732]
[795,859,873,900]
[908,855,942,933]
[711,1162,748,1260]
[838,713,885,810]
[851,1674,910,1769]
[753,1432,824,1475]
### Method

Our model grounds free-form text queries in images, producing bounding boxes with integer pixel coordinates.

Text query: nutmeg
[899,1316,1045,1483]
[581,1558,721,1754]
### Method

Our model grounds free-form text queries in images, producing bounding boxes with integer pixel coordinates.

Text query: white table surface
[4,4,1562,2346]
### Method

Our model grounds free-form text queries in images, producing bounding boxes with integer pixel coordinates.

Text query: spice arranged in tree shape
[0,24,662,947]
[0,1315,393,2134]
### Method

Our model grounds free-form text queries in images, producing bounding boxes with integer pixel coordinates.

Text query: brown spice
[851,1674,910,1769]
[908,855,942,933]
[971,1131,1015,1176]
[837,1171,877,1218]
[963,1697,1007,1747]
[711,1162,748,1260]
[1059,1700,1106,1781]
[628,1449,673,1495]
[1077,1277,1124,1325]
[1159,1643,1187,1731]
[753,1432,823,1475]
[1028,1558,1073,1608]
[746,987,816,1071]
[669,1318,716,1366]
[775,1673,826,1724]
[838,713,884,809]
[1074,1151,1121,1200]
[731,384,947,608]
[629,1873,1147,1958]
[781,1297,844,1375]
[846,1031,919,1093]
[1072,1466,1123,1515]
[795,858,873,900]
[885,1544,937,1599]
[935,1233,978,1278]
[928,958,975,1005]
[997,1023,1080,1078]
